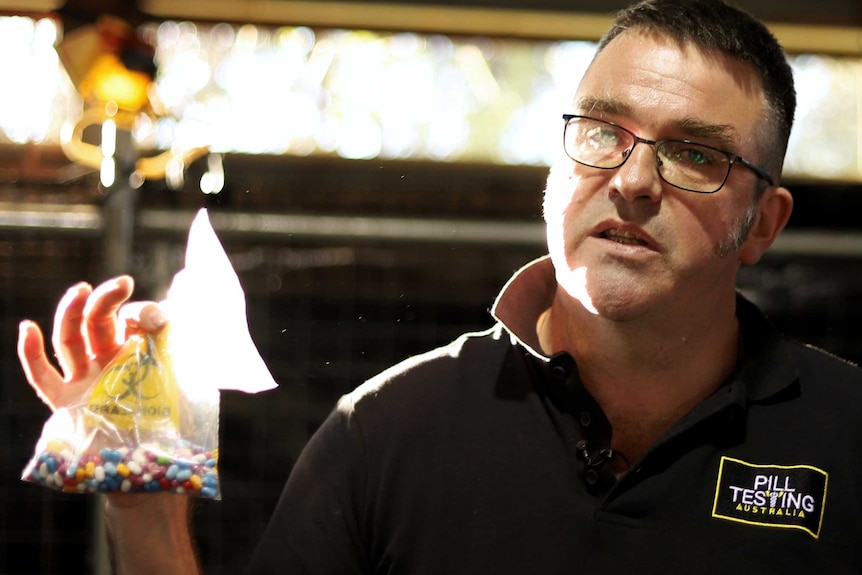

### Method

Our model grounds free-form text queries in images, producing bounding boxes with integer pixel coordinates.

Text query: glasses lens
[656,141,731,193]
[564,117,631,168]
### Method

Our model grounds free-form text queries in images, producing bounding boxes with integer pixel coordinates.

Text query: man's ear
[739,186,793,265]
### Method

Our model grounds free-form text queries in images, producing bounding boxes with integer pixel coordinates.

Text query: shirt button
[579,411,592,427]
[550,364,567,380]
[585,469,599,485]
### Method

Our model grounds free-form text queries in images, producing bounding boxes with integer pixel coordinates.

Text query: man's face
[543,30,771,322]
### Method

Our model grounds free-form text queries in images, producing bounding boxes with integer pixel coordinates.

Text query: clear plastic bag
[22,208,276,499]
[22,326,221,498]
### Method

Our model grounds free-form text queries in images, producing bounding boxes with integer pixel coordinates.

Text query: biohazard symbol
[102,334,162,401]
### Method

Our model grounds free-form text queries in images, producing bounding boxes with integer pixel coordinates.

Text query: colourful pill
[132,448,148,466]
[100,448,122,463]
[26,443,220,498]
[165,464,178,480]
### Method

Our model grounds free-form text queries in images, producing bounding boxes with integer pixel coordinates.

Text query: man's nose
[608,142,663,203]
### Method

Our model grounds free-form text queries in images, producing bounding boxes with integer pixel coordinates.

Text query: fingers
[82,276,135,365]
[18,320,65,410]
[21,275,155,411]
[119,301,168,339]
[49,276,133,381]
[50,282,94,382]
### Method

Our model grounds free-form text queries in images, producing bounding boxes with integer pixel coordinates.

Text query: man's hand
[18,276,200,575]
[17,275,166,411]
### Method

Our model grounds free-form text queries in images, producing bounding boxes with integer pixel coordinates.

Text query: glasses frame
[561,114,775,193]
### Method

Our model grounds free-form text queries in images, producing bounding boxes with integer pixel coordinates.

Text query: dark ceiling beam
[143,0,614,41]
[138,0,862,55]
[0,0,859,54]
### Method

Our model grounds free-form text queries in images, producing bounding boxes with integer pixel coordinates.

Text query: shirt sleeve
[245,397,371,574]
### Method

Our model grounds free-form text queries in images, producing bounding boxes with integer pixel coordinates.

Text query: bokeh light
[0,15,859,182]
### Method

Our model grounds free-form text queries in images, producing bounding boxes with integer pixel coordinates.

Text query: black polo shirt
[248,257,862,574]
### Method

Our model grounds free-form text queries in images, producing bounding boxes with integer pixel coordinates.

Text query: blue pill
[202,474,218,488]
[176,469,192,482]
[166,465,179,480]
[200,487,218,498]
[104,462,117,476]
[99,448,123,463]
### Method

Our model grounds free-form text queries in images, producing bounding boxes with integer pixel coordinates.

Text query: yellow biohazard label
[84,329,181,432]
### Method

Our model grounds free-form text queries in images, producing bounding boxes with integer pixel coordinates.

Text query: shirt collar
[490,254,799,403]
[490,255,555,360]
[734,295,800,403]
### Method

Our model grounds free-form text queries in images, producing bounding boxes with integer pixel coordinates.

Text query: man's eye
[663,143,717,166]
[586,128,620,148]
[682,148,709,164]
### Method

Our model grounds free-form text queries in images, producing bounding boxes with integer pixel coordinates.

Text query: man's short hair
[597,0,796,181]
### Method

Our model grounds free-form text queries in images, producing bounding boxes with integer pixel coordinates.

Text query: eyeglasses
[562,114,774,194]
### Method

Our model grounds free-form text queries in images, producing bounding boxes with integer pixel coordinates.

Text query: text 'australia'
[712,457,828,538]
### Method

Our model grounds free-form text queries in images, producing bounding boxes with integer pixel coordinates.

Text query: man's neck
[538,291,740,468]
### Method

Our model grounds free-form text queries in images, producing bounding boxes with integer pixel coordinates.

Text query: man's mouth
[601,229,649,247]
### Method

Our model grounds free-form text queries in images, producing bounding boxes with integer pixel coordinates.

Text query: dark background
[3,154,861,574]
[1,1,861,573]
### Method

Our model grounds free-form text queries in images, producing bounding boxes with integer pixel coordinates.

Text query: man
[17,0,862,572]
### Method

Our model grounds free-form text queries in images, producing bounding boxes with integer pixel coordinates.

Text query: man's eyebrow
[574,96,630,116]
[673,117,739,149]
[574,96,740,149]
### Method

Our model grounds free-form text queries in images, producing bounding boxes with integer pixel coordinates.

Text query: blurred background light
[1,15,859,182]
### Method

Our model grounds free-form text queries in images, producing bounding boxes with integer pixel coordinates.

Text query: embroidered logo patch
[712,456,828,538]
